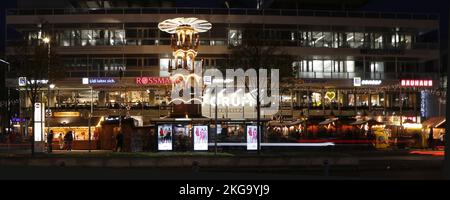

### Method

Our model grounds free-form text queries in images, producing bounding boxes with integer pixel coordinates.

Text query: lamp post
[43,37,51,151]
[88,86,93,152]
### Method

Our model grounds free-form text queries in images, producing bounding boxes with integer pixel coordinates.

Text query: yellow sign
[325,91,336,101]
[53,112,80,117]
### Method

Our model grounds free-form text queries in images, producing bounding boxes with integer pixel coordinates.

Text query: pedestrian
[115,132,124,152]
[47,130,54,153]
[64,131,73,151]
[58,133,64,150]
[428,128,435,150]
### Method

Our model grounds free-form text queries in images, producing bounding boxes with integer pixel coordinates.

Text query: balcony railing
[297,72,439,80]
[6,39,439,51]
[6,7,439,20]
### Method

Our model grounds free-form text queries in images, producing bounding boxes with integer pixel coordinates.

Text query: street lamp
[42,36,51,152]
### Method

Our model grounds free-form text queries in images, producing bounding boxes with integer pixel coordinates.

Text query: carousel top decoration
[158,17,212,34]
[158,17,212,73]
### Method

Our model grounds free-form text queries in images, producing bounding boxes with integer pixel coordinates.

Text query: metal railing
[6,7,439,20]
[6,39,439,50]
[297,72,439,80]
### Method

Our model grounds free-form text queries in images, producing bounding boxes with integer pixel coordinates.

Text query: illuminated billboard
[246,125,258,150]
[158,125,173,151]
[193,126,208,151]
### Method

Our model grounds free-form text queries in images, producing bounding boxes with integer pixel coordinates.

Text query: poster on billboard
[246,125,258,150]
[193,126,208,151]
[158,125,173,151]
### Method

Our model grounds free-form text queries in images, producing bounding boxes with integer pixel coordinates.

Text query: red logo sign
[401,79,433,87]
[136,77,172,85]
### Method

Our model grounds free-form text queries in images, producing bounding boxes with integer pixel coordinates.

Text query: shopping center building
[4,0,446,150]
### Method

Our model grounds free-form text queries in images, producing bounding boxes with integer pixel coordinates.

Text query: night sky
[0,0,449,53]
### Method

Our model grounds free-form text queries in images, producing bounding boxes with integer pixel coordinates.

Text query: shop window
[312,32,323,47]
[61,30,71,46]
[348,94,355,106]
[126,58,138,67]
[354,32,364,48]
[312,60,324,72]
[371,95,381,107]
[323,60,332,72]
[346,61,355,74]
[345,32,354,48]
[311,92,322,107]
[370,62,384,73]
[159,58,171,77]
[323,32,332,48]
[228,29,242,47]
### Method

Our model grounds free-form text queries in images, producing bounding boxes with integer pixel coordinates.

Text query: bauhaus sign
[136,77,172,85]
[401,80,433,87]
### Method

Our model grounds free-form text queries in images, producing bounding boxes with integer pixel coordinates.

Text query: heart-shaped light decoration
[325,91,336,100]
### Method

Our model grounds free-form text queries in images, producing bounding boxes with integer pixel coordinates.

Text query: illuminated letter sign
[82,77,116,85]
[136,77,172,85]
[361,80,382,86]
[193,126,208,151]
[246,126,258,150]
[401,80,433,87]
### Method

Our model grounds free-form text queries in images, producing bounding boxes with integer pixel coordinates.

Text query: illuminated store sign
[354,77,382,86]
[401,80,433,87]
[18,77,49,86]
[158,125,173,151]
[136,77,172,85]
[53,112,80,117]
[353,77,361,87]
[193,126,208,151]
[246,126,258,150]
[11,118,26,123]
[361,80,382,85]
[82,77,116,85]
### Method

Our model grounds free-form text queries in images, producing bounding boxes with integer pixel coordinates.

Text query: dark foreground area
[0,148,444,179]
[0,165,444,180]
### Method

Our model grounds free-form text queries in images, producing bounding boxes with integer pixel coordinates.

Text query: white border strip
[207,143,335,147]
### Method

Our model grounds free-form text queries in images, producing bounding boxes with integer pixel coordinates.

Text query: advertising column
[34,103,45,152]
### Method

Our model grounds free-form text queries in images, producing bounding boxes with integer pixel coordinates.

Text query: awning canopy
[422,117,446,129]
[350,119,384,126]
[319,117,339,125]
[47,117,102,127]
[268,119,304,127]
[350,120,366,125]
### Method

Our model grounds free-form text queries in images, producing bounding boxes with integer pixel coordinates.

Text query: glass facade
[21,26,419,50]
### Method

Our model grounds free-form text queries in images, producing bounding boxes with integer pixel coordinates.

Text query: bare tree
[9,32,63,155]
[226,28,294,154]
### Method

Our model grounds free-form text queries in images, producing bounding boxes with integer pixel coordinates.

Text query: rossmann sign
[136,77,172,85]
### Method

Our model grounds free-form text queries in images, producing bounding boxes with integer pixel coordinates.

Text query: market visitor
[47,130,54,153]
[64,131,73,151]
[115,132,124,152]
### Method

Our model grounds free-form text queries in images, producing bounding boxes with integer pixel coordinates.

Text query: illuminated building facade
[4,0,444,136]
